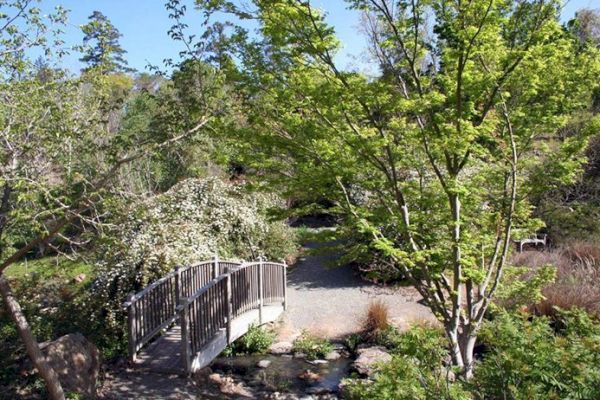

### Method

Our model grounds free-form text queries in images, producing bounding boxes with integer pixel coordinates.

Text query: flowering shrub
[87,178,297,350]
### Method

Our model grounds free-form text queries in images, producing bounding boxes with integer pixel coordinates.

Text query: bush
[222,324,275,356]
[343,325,470,400]
[344,311,600,400]
[361,300,390,341]
[292,331,333,360]
[474,309,600,400]
[87,178,298,350]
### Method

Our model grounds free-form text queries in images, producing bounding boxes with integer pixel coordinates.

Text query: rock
[325,350,341,361]
[193,367,213,386]
[269,341,293,355]
[40,333,100,398]
[257,359,272,368]
[306,385,333,395]
[208,373,253,398]
[351,346,392,376]
[294,352,306,359]
[309,359,328,365]
[298,370,321,381]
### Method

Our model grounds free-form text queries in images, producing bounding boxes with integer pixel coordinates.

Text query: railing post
[174,266,181,307]
[258,257,264,324]
[282,260,288,311]
[127,292,137,363]
[225,267,232,344]
[213,253,219,279]
[180,297,192,375]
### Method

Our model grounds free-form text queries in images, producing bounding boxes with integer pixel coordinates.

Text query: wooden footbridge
[123,257,287,375]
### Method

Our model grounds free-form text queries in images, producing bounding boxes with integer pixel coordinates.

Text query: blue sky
[34,0,598,73]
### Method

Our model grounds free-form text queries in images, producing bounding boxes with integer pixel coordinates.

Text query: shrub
[292,331,333,360]
[474,309,600,400]
[87,178,298,349]
[343,325,470,400]
[344,333,363,353]
[344,312,600,400]
[222,324,275,356]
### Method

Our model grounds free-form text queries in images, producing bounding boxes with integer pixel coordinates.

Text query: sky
[31,0,599,74]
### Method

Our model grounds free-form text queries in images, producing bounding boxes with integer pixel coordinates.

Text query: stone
[257,359,272,368]
[309,359,328,365]
[325,350,341,361]
[293,352,306,359]
[40,333,100,398]
[351,346,392,376]
[306,385,333,395]
[208,373,253,398]
[268,341,293,355]
[298,370,321,381]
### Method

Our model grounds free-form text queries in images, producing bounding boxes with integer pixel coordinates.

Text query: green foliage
[343,326,470,400]
[292,331,333,361]
[494,264,556,311]
[474,309,600,400]
[79,10,133,73]
[344,333,363,354]
[222,324,275,356]
[345,312,600,400]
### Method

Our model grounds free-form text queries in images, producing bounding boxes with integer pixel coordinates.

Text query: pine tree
[79,11,134,73]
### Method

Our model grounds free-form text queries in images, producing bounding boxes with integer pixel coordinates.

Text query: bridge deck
[134,305,284,374]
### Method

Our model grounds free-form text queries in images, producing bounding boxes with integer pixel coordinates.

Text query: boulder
[268,341,293,355]
[41,333,100,398]
[325,350,341,361]
[351,346,392,376]
[257,359,272,368]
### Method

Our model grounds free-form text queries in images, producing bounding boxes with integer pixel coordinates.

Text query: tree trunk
[0,275,65,400]
[460,332,477,380]
[447,325,477,380]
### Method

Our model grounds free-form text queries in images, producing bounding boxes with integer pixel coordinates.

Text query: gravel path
[278,239,436,340]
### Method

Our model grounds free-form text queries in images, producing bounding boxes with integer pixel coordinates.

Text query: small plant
[344,333,363,353]
[292,331,334,360]
[361,300,390,341]
[221,324,275,356]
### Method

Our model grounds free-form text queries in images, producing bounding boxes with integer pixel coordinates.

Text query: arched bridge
[123,258,287,374]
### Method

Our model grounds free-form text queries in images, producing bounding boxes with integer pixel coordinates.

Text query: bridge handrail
[178,259,287,373]
[124,257,242,361]
[124,256,287,370]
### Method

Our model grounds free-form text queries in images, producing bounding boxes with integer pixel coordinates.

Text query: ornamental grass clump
[361,300,390,342]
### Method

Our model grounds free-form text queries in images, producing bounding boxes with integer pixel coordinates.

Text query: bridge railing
[179,259,287,373]
[124,257,243,361]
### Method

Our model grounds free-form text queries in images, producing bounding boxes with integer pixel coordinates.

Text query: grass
[292,331,334,360]
[361,300,390,340]
[4,256,93,284]
[512,243,600,318]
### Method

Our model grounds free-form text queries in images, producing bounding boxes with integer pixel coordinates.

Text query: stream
[207,353,353,398]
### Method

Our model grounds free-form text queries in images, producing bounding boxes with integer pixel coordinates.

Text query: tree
[79,10,134,73]
[193,0,600,378]
[0,4,217,398]
[569,8,600,48]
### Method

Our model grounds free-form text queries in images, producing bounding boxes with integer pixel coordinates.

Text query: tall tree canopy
[79,10,133,73]
[192,0,600,378]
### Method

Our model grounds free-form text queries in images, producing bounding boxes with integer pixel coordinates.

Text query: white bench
[514,234,547,252]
